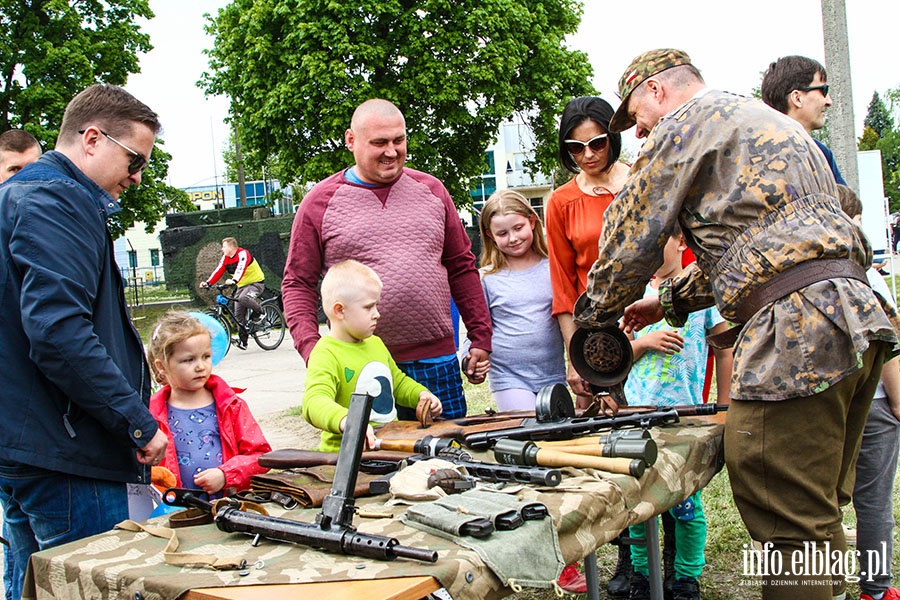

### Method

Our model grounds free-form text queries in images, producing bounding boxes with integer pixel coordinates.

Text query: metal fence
[120,265,168,308]
[119,265,166,287]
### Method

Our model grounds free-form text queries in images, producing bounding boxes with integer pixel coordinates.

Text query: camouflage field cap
[609,48,693,133]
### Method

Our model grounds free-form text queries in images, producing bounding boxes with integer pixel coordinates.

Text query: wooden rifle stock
[375,404,728,445]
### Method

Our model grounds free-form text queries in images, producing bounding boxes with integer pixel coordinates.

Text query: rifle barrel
[385,541,439,562]
[216,506,437,562]
[464,408,682,450]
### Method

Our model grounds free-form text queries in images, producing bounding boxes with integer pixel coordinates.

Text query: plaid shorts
[395,355,467,420]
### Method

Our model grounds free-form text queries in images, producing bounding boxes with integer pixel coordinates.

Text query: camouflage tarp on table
[23,419,723,600]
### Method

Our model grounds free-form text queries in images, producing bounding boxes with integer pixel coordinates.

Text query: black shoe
[670,577,700,600]
[608,541,634,597]
[235,338,247,350]
[628,572,651,600]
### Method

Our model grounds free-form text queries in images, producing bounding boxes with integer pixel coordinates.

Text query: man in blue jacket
[760,55,847,185]
[0,84,167,600]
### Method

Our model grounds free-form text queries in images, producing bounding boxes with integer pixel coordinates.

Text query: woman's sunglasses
[564,134,609,156]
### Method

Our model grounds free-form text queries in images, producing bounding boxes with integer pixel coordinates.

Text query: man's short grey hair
[632,64,705,101]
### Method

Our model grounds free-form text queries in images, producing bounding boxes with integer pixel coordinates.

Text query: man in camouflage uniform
[575,48,900,600]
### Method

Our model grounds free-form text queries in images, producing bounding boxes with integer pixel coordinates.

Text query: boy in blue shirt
[625,226,733,600]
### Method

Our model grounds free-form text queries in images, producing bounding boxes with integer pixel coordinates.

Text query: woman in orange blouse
[547,96,631,408]
[548,98,635,597]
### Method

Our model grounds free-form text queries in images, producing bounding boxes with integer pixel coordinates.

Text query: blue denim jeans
[0,461,128,600]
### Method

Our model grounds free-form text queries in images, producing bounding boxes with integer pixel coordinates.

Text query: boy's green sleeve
[302,344,349,435]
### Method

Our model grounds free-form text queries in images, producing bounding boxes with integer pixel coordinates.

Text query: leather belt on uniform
[736,258,868,322]
[708,258,869,349]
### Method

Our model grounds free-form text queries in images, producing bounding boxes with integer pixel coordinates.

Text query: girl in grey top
[471,190,566,410]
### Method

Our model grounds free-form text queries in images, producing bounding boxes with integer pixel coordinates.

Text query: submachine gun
[463,388,727,451]
[164,388,438,563]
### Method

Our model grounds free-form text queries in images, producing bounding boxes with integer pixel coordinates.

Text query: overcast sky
[124,0,900,189]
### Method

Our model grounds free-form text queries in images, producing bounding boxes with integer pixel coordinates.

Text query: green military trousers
[725,342,887,600]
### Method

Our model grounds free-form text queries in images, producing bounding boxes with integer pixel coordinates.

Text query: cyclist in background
[201,237,265,349]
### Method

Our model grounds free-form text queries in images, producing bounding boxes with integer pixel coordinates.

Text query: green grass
[878,272,900,303]
[127,295,201,344]
[460,379,900,599]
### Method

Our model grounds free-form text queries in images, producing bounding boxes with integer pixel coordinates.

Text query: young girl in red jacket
[147,311,271,497]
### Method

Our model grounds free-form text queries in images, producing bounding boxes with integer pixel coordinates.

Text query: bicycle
[205,283,286,354]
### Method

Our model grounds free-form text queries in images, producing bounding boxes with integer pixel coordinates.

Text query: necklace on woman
[592,185,613,196]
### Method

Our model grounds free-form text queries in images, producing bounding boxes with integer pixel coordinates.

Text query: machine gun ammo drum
[534,383,576,422]
[569,294,634,387]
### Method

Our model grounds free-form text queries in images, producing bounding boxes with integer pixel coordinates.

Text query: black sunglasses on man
[796,84,829,97]
[77,129,149,174]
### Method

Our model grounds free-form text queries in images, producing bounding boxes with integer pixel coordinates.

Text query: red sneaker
[861,588,900,600]
[558,563,588,594]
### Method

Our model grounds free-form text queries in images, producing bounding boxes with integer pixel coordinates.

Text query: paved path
[214,328,308,418]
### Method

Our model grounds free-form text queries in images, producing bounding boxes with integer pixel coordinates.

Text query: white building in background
[463,120,553,226]
[115,226,165,286]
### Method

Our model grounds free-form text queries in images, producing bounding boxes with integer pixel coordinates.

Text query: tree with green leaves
[111,145,191,238]
[858,126,880,152]
[0,0,193,235]
[222,129,263,185]
[202,0,595,204]
[864,91,892,138]
[873,129,900,211]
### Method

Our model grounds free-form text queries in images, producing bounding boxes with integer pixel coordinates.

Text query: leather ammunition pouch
[249,465,379,508]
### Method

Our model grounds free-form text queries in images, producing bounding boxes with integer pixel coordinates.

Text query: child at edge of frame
[623,223,734,600]
[302,259,443,452]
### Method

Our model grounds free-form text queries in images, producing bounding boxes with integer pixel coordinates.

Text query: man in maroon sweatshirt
[282,99,492,419]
